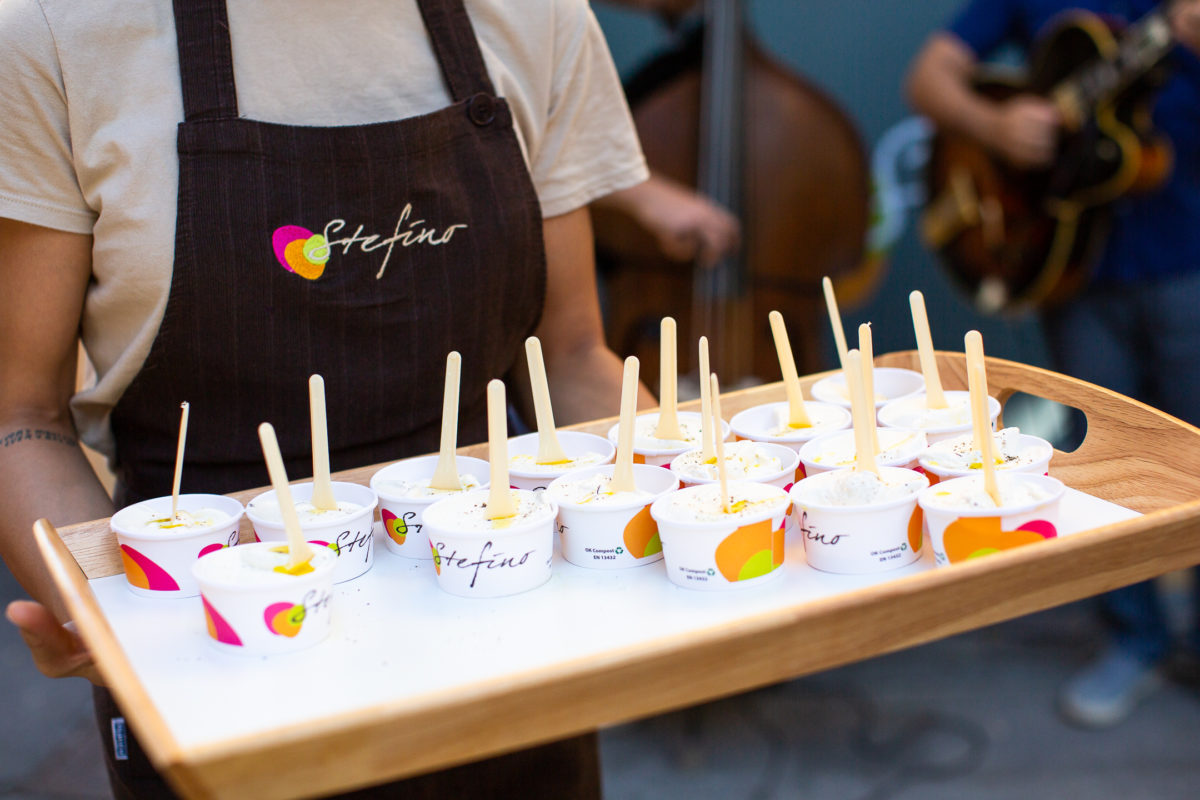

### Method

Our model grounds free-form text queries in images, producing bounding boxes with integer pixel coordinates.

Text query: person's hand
[6,599,103,684]
[608,175,741,269]
[1170,0,1200,56]
[991,95,1061,169]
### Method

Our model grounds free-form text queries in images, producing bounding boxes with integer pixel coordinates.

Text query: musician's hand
[992,95,1061,169]
[6,599,103,684]
[1169,0,1200,55]
[597,174,741,269]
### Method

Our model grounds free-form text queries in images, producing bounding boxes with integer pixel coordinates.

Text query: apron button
[467,93,496,126]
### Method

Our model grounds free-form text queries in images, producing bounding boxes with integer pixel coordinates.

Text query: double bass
[595,0,873,386]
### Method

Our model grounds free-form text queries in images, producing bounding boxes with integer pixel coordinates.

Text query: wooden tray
[37,351,1200,800]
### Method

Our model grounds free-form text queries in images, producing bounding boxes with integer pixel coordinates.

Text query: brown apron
[96,0,598,796]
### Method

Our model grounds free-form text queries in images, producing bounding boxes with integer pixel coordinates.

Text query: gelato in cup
[546,464,678,569]
[810,367,925,409]
[789,466,928,574]
[191,541,337,655]
[918,473,1065,567]
[650,481,790,591]
[728,400,851,456]
[798,428,928,478]
[246,481,378,583]
[606,411,731,467]
[507,430,616,490]
[110,493,244,598]
[877,390,1001,445]
[370,455,490,559]
[918,427,1053,485]
[670,441,800,491]
[422,488,558,598]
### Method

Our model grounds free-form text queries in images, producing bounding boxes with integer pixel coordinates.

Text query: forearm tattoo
[1,428,78,448]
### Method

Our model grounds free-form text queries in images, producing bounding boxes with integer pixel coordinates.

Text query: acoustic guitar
[921,2,1178,314]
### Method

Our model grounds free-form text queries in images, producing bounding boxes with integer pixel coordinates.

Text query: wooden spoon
[769,310,812,428]
[429,351,463,492]
[485,379,517,520]
[611,356,640,494]
[909,290,948,410]
[308,375,337,511]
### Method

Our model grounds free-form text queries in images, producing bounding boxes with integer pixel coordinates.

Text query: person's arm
[591,173,740,269]
[520,206,656,425]
[0,217,111,681]
[905,31,1060,170]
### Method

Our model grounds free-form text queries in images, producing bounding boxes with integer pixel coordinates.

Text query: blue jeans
[1043,269,1200,664]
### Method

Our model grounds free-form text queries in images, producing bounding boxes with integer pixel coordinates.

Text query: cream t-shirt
[0,0,648,459]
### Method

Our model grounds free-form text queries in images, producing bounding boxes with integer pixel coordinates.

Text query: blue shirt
[948,0,1200,284]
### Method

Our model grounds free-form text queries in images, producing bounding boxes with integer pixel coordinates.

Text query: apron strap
[172,0,239,121]
[417,0,500,101]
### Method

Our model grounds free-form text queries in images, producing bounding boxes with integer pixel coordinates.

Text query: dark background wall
[593,0,1052,370]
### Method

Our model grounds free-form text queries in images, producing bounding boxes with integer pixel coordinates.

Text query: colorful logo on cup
[119,544,180,592]
[622,506,661,559]
[264,601,306,638]
[202,595,243,646]
[382,509,407,545]
[943,516,1056,563]
[714,518,784,582]
[272,225,329,280]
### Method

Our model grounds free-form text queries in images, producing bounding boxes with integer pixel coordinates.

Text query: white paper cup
[606,411,731,467]
[877,390,1001,445]
[546,464,679,568]
[798,428,928,478]
[507,431,616,490]
[650,481,790,591]
[789,467,928,574]
[370,455,491,559]
[918,473,1065,567]
[192,542,337,655]
[810,367,925,409]
[918,432,1054,486]
[110,494,245,598]
[246,481,378,583]
[422,488,558,598]
[669,442,801,491]
[728,400,852,456]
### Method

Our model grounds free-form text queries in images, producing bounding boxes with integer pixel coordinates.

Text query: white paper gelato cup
[918,473,1065,567]
[728,400,851,455]
[797,428,928,479]
[546,463,679,569]
[606,411,731,467]
[918,430,1053,486]
[192,541,337,655]
[422,488,558,598]
[110,493,245,598]
[370,455,490,559]
[507,430,616,490]
[810,367,925,408]
[649,481,790,591]
[789,466,928,574]
[877,390,1001,445]
[669,441,801,492]
[246,481,378,583]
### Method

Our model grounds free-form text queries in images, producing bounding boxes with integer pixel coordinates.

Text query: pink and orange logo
[272,225,329,280]
[119,544,179,592]
[264,601,306,638]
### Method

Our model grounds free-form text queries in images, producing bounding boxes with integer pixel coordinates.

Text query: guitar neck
[1057,2,1176,114]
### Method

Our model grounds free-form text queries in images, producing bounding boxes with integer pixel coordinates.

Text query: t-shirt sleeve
[531,0,648,218]
[946,0,1024,59]
[0,0,95,233]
